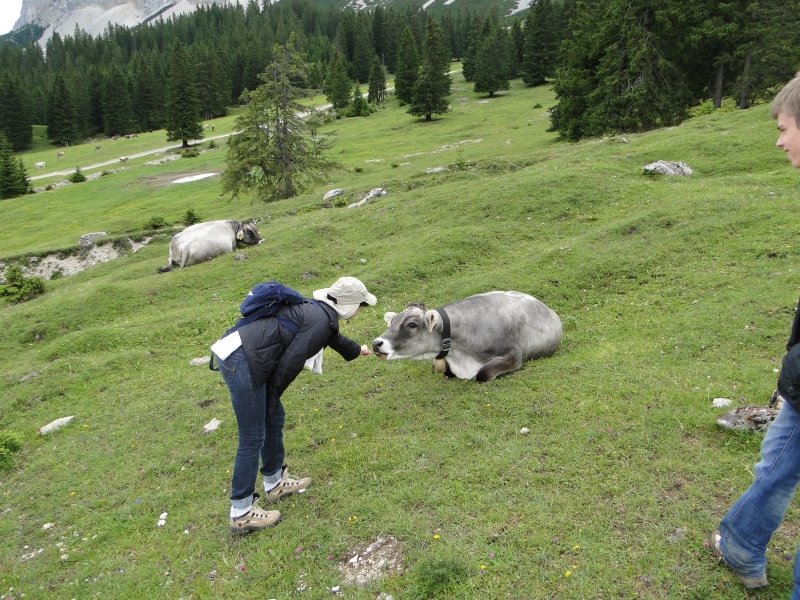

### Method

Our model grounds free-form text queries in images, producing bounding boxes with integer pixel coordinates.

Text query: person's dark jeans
[216,347,285,510]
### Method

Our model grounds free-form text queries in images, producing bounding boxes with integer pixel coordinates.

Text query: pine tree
[409,18,452,122]
[522,0,559,86]
[46,73,79,146]
[462,16,488,82]
[132,55,165,131]
[195,48,230,120]
[352,14,374,83]
[394,26,419,105]
[102,66,135,136]
[367,55,387,103]
[323,51,352,110]
[550,0,690,140]
[0,132,30,200]
[348,84,370,117]
[223,44,338,202]
[473,27,512,97]
[165,40,203,148]
[0,76,32,152]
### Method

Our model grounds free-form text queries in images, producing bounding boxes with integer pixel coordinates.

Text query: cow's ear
[236,229,244,240]
[424,310,441,333]
[383,312,397,326]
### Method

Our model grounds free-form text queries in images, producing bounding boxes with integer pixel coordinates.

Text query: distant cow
[119,156,129,163]
[158,220,262,272]
[34,161,45,170]
[373,291,562,381]
[57,151,64,158]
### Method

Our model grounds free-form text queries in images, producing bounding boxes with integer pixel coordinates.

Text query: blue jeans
[216,347,285,510]
[719,399,800,596]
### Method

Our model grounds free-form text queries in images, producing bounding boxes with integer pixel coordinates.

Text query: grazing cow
[119,156,129,163]
[57,151,64,158]
[158,220,262,272]
[34,161,45,170]
[373,291,562,381]
[95,145,102,151]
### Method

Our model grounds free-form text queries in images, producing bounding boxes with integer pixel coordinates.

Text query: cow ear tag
[236,230,244,240]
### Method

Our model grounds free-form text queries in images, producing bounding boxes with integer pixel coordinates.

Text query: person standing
[212,277,377,533]
[709,72,800,595]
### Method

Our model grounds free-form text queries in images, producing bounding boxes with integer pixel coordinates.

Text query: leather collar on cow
[435,308,452,359]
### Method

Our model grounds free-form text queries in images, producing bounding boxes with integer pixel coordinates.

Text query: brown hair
[771,72,800,124]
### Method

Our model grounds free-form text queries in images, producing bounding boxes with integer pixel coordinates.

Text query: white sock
[264,480,279,493]
[230,504,251,519]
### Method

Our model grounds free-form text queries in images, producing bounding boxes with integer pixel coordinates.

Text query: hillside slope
[1,79,798,598]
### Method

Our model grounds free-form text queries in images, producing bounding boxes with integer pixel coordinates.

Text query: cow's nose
[373,339,384,350]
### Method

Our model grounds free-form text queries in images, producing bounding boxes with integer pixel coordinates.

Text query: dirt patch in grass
[339,535,404,586]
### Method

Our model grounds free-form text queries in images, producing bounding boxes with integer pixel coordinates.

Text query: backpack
[238,280,308,324]
[209,280,308,370]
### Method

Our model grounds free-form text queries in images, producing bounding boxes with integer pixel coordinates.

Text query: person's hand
[360,344,372,356]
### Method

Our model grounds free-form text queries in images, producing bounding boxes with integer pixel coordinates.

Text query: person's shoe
[230,494,281,534]
[706,531,768,589]
[265,465,312,502]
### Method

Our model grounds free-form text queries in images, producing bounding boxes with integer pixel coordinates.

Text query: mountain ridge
[13,0,533,44]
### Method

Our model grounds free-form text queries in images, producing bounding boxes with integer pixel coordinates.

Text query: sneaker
[706,531,768,589]
[230,494,281,534]
[265,465,312,502]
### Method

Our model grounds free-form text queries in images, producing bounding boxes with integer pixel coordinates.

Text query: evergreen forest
[0,0,798,157]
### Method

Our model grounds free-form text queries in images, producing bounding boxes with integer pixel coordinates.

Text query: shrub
[207,140,217,150]
[144,215,169,230]
[0,264,45,304]
[183,208,201,225]
[407,556,469,600]
[0,430,22,471]
[688,97,737,118]
[182,147,200,158]
[69,168,87,183]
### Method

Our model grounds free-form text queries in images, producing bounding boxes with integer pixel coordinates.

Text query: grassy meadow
[2,73,800,599]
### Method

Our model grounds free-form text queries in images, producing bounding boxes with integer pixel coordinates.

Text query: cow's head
[372,303,443,361]
[236,222,262,245]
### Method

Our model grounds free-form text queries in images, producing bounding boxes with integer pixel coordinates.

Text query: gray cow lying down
[372,291,562,381]
[158,220,262,272]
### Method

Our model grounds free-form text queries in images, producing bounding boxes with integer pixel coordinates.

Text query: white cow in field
[119,156,129,163]
[158,220,262,272]
[34,161,45,170]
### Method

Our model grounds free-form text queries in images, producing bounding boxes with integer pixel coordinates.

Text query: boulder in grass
[323,189,344,201]
[717,405,777,432]
[642,161,693,176]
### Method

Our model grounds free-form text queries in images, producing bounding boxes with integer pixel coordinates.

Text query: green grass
[1,75,799,598]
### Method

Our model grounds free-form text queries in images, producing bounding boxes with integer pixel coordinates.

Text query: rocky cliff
[14,0,236,43]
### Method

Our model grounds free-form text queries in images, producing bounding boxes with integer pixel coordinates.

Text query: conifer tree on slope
[0,76,32,152]
[223,44,337,202]
[46,73,79,146]
[409,18,452,122]
[323,51,353,110]
[368,55,387,103]
[550,0,689,140]
[473,27,512,97]
[0,132,30,200]
[394,25,419,105]
[165,40,203,148]
[521,0,559,86]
